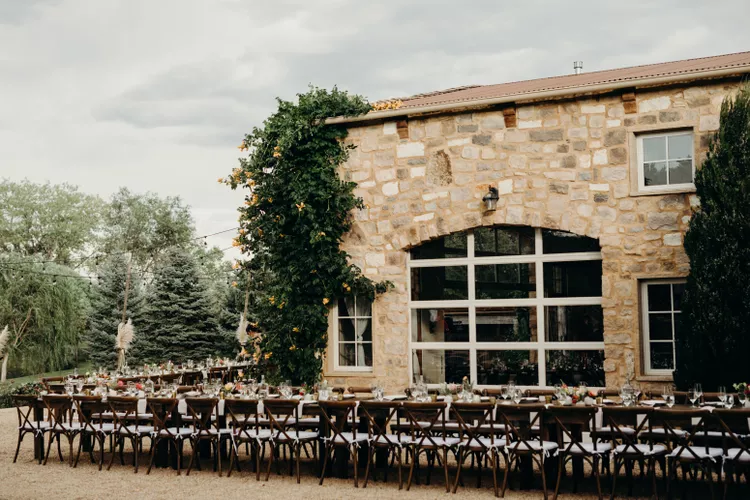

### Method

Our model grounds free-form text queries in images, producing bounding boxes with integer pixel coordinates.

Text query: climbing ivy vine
[223,87,389,385]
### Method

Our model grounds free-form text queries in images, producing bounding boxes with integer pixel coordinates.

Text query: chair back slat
[319,400,358,442]
[402,402,447,448]
[262,399,299,441]
[225,398,262,441]
[359,401,401,447]
[147,397,178,438]
[601,406,653,454]
[184,398,219,436]
[73,395,110,433]
[547,406,597,456]
[451,402,495,450]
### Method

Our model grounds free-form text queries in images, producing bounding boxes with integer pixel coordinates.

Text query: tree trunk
[121,257,132,323]
[1,355,8,383]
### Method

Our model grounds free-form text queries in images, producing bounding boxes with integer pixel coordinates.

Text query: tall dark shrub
[674,85,750,390]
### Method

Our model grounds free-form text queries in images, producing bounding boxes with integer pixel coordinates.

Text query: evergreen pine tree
[136,248,222,363]
[674,85,750,390]
[87,254,143,369]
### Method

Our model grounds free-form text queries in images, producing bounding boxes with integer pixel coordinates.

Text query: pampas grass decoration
[236,314,248,346]
[0,325,8,358]
[115,319,135,369]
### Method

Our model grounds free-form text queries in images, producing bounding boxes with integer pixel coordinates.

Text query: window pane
[475,263,536,299]
[338,318,355,342]
[355,297,372,317]
[546,350,605,387]
[545,305,604,342]
[411,308,469,342]
[474,226,535,257]
[542,229,599,254]
[410,232,467,260]
[650,342,674,370]
[672,283,685,311]
[361,343,373,367]
[668,133,693,160]
[643,136,666,162]
[339,343,355,366]
[476,350,538,385]
[543,261,602,298]
[648,313,673,340]
[411,266,468,301]
[668,159,693,185]
[412,349,469,384]
[357,319,372,342]
[338,297,355,317]
[673,312,683,340]
[647,284,671,311]
[644,161,667,186]
[476,307,536,342]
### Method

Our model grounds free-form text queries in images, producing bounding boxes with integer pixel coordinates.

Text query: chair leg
[57,434,64,462]
[363,445,375,488]
[107,437,118,471]
[540,455,549,500]
[352,445,359,488]
[265,443,274,481]
[186,439,198,476]
[319,445,331,485]
[491,451,499,498]
[13,431,24,463]
[406,447,417,491]
[553,455,564,500]
[452,447,464,493]
[68,434,75,467]
[443,448,450,493]
[594,456,603,500]
[397,447,403,490]
[500,454,512,498]
[43,433,55,465]
[146,437,158,475]
[74,434,84,468]
[217,439,222,477]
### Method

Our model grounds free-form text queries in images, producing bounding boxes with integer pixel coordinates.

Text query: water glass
[688,388,698,407]
[739,392,748,408]
[718,386,727,406]
[694,383,703,405]
[725,394,735,409]
[500,385,509,401]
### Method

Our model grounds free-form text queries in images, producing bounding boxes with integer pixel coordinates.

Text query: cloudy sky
[1,0,749,257]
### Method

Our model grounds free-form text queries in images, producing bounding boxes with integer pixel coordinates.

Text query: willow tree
[0,256,89,381]
[674,85,750,390]
[222,87,390,385]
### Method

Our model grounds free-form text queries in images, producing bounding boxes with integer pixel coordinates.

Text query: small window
[636,131,694,191]
[641,280,685,375]
[335,296,373,370]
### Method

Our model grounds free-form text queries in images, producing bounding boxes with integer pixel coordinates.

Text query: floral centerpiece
[733,382,749,395]
[560,383,597,405]
[298,383,308,397]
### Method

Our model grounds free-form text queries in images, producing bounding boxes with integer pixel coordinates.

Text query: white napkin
[641,400,665,407]
[384,395,407,401]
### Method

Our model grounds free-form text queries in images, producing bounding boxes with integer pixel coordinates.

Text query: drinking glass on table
[249,379,259,397]
[500,385,509,402]
[76,379,85,394]
[512,387,522,404]
[694,383,703,405]
[661,385,675,408]
[718,386,727,406]
[739,392,748,408]
[725,393,735,409]
[688,388,698,407]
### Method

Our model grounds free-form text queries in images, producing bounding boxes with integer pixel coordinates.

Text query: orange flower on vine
[296,202,305,212]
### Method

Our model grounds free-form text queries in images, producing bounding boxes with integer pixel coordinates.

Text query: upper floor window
[636,130,694,192]
[640,280,685,375]
[333,296,373,371]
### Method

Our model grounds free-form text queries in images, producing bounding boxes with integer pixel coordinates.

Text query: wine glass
[739,392,747,408]
[500,385,509,401]
[718,386,727,406]
[76,379,85,394]
[725,393,735,410]
[688,388,698,407]
[694,383,703,406]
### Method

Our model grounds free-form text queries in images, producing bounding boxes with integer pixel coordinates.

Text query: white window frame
[332,295,373,372]
[640,279,685,376]
[408,228,604,388]
[636,130,695,193]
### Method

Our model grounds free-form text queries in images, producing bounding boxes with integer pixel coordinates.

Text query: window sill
[636,374,674,383]
[631,186,696,197]
[324,370,375,378]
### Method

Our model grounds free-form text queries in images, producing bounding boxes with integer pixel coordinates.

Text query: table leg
[33,407,45,462]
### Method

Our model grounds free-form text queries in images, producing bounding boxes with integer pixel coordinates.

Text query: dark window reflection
[413,350,469,384]
[650,343,674,370]
[476,263,536,299]
[542,229,600,254]
[411,309,469,342]
[546,350,605,386]
[543,261,602,297]
[545,305,603,342]
[475,226,535,257]
[476,307,536,342]
[477,350,538,385]
[410,232,467,260]
[411,266,468,301]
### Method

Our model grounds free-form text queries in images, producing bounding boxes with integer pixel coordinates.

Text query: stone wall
[323,81,739,391]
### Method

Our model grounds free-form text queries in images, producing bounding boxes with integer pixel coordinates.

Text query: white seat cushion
[234,429,273,441]
[564,442,612,455]
[158,427,193,438]
[409,436,461,447]
[58,423,82,432]
[460,437,507,449]
[329,432,369,445]
[274,430,318,441]
[86,423,116,433]
[119,425,154,435]
[692,431,726,438]
[614,443,667,456]
[19,422,50,432]
[370,434,408,446]
[506,440,558,453]
[725,448,750,462]
[669,446,723,460]
[639,428,687,437]
[598,426,636,436]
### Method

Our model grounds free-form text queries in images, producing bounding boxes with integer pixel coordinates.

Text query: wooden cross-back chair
[224,398,271,480]
[262,399,318,483]
[713,408,750,499]
[72,395,113,470]
[547,405,609,500]
[497,403,557,500]
[318,400,366,487]
[401,401,457,492]
[146,397,189,475]
[12,394,49,464]
[184,397,224,476]
[106,395,153,473]
[450,401,503,497]
[358,400,404,489]
[601,406,664,499]
[41,394,80,467]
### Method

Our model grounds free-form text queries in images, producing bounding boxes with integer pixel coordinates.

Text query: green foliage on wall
[224,87,389,385]
[674,85,750,390]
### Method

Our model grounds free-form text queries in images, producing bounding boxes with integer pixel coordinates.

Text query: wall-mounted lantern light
[482,186,499,212]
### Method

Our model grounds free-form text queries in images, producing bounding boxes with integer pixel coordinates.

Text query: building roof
[330,51,750,124]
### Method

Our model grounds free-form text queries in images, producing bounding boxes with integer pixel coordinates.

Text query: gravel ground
[0,407,600,500]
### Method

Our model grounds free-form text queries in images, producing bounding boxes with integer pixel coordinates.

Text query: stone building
[322,51,750,392]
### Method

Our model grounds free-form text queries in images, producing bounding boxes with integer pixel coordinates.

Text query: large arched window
[409,226,604,387]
